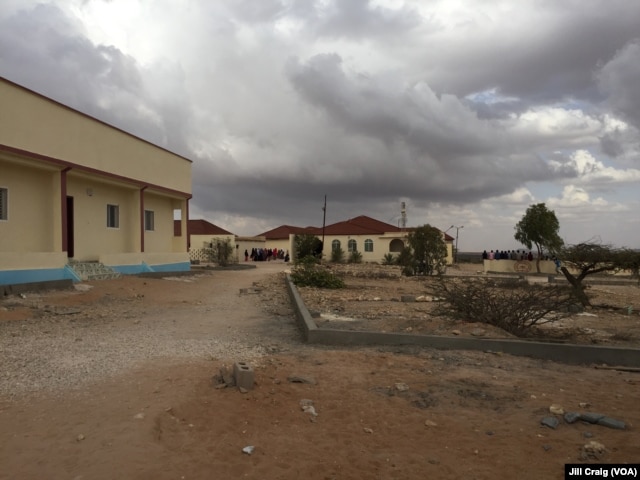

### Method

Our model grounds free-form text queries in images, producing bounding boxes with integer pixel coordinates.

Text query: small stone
[242,446,255,455]
[582,440,606,458]
[470,328,486,337]
[133,413,145,420]
[451,330,461,335]
[394,383,409,392]
[239,387,248,393]
[579,412,605,424]
[76,434,85,442]
[578,402,590,408]
[549,404,564,415]
[540,417,559,429]
[363,427,373,434]
[542,445,552,452]
[563,412,581,424]
[596,417,626,430]
[424,420,437,427]
[288,375,316,385]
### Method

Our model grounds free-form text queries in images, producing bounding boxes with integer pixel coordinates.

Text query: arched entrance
[389,239,404,252]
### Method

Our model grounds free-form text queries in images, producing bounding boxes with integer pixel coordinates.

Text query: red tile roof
[174,219,234,236]
[260,216,454,240]
[258,225,318,239]
[321,215,403,236]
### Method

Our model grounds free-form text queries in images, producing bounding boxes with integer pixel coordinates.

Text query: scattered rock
[363,427,373,434]
[424,420,437,427]
[579,412,605,424]
[133,413,145,420]
[580,440,606,460]
[563,412,581,424]
[451,330,461,335]
[596,417,626,430]
[549,404,564,415]
[242,446,255,455]
[540,417,559,429]
[76,434,85,442]
[394,382,409,392]
[470,328,486,337]
[288,375,317,385]
[300,399,318,416]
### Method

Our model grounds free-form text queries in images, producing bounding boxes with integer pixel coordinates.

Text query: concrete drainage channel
[285,275,640,368]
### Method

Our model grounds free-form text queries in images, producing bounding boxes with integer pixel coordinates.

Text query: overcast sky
[1,1,639,251]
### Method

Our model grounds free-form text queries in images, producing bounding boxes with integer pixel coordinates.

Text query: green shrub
[348,250,363,264]
[331,246,345,263]
[290,258,345,289]
[382,253,396,265]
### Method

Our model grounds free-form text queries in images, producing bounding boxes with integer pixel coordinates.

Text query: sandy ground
[1,261,639,480]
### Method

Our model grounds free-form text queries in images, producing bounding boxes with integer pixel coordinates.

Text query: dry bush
[428,278,578,337]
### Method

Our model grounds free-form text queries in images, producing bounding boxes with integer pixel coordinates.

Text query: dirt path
[1,262,638,479]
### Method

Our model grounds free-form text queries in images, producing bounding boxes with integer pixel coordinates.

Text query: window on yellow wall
[107,204,119,228]
[332,239,341,252]
[0,188,7,220]
[364,239,373,252]
[348,239,357,252]
[144,210,155,231]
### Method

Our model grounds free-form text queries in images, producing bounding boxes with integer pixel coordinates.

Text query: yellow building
[260,216,454,264]
[0,77,192,285]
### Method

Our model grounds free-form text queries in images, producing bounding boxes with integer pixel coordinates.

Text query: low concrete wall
[484,259,557,274]
[285,275,640,367]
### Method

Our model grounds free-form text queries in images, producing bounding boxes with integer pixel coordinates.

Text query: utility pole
[321,195,327,261]
[454,225,463,263]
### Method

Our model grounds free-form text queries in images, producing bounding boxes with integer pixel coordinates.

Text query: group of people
[482,249,562,272]
[482,249,534,261]
[245,247,290,262]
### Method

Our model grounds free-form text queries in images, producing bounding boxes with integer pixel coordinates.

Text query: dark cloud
[1,1,639,245]
[598,40,640,129]
[421,2,640,107]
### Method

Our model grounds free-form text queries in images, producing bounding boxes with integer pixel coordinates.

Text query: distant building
[260,215,454,264]
[0,77,192,285]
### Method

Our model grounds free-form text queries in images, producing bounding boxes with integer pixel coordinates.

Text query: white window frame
[107,204,119,229]
[0,187,7,221]
[144,209,155,231]
[331,239,341,252]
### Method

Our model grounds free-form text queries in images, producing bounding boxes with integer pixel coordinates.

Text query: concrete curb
[285,274,640,367]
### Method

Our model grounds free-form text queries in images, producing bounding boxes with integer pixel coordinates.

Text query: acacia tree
[514,203,564,272]
[560,242,640,306]
[402,224,447,276]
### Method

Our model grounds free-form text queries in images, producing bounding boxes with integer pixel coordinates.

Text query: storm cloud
[1,0,639,249]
